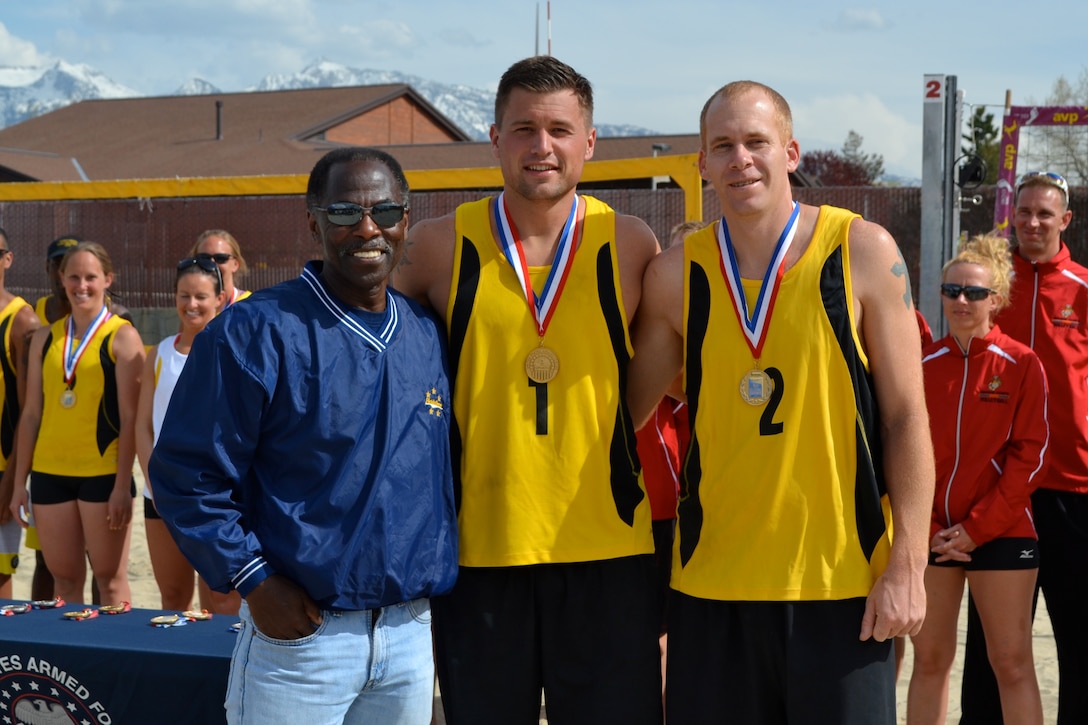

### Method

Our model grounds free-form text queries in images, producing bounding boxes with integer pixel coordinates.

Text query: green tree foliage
[841,130,884,183]
[962,106,1000,185]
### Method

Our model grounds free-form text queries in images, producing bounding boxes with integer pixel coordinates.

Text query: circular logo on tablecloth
[0,654,113,724]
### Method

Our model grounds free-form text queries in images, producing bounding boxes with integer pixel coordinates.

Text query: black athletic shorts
[31,472,136,504]
[667,594,896,724]
[433,555,663,725]
[929,536,1039,570]
[143,496,161,520]
[651,518,675,632]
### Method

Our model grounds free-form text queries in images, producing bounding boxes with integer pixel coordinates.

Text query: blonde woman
[908,233,1048,725]
[190,229,251,307]
[10,242,144,605]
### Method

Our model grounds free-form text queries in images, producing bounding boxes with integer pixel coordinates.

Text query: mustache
[339,241,392,257]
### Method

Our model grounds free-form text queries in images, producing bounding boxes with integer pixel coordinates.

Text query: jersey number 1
[529,377,548,435]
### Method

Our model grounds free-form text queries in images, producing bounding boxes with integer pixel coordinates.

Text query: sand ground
[11,468,1060,724]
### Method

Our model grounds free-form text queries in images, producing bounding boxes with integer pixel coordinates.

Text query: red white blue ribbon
[717,202,800,360]
[494,192,580,337]
[63,305,112,387]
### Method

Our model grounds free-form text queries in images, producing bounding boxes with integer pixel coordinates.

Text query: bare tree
[841,130,885,183]
[1019,69,1088,184]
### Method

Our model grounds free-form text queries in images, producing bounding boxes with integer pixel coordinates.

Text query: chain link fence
[1,182,1083,341]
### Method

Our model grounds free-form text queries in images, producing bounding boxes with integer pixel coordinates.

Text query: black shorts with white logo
[929,536,1039,570]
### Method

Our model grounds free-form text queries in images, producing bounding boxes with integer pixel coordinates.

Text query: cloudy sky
[0,0,1082,178]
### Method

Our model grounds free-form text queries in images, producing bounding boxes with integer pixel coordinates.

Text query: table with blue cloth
[0,599,235,724]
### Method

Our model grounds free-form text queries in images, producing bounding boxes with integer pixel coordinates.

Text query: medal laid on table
[61,305,112,408]
[494,192,581,384]
[717,202,800,406]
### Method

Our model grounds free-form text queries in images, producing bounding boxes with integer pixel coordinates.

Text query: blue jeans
[227,598,435,724]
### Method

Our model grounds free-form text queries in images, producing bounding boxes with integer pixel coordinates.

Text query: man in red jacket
[960,171,1088,725]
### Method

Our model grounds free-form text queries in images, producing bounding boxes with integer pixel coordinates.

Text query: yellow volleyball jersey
[674,205,892,601]
[33,314,130,477]
[0,296,30,468]
[33,296,49,326]
[448,195,653,567]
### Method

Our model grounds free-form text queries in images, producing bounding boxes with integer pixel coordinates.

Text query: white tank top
[145,335,188,500]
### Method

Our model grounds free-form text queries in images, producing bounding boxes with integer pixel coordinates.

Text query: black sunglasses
[196,252,234,265]
[940,283,994,302]
[311,202,408,228]
[177,256,224,290]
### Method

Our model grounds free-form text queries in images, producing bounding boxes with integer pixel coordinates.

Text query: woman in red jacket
[907,233,1048,725]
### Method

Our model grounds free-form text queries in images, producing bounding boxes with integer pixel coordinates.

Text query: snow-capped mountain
[252,60,498,141]
[0,60,139,128]
[174,77,221,96]
[0,58,655,140]
[250,60,656,140]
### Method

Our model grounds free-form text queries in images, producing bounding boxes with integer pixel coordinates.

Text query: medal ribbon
[494,192,580,337]
[717,202,800,360]
[63,305,112,387]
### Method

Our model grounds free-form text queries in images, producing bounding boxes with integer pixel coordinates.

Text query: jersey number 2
[760,367,784,436]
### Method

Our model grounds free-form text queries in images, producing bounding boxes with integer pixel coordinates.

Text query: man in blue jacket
[150,147,457,725]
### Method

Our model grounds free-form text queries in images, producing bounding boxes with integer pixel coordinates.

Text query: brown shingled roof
[0,84,473,181]
[0,85,815,188]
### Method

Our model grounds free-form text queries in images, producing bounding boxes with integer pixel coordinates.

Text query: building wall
[324,98,457,145]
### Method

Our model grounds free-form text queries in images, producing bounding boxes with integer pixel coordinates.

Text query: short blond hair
[942,232,1014,312]
[191,229,248,276]
[699,81,793,147]
[666,220,708,250]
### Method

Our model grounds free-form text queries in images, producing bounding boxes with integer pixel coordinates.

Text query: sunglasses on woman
[177,256,224,290]
[196,252,234,265]
[940,283,994,302]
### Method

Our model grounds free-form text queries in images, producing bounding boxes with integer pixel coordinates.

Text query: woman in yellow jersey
[189,229,251,307]
[135,256,238,613]
[10,243,145,606]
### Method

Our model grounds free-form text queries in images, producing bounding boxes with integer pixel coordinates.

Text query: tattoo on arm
[890,250,913,309]
[397,239,414,269]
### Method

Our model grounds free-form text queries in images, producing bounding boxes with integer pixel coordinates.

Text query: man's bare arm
[850,218,934,642]
[627,248,685,429]
[614,213,661,325]
[391,214,456,317]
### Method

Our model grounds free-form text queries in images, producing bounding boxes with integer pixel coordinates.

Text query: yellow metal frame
[0,154,703,221]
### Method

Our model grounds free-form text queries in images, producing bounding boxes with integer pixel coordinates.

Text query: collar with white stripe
[300,264,397,352]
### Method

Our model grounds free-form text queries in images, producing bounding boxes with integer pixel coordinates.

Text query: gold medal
[525,345,560,384]
[64,608,99,621]
[739,369,774,406]
[60,388,76,408]
[99,601,131,615]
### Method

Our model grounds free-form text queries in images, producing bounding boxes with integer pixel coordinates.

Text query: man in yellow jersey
[627,82,934,723]
[0,227,42,597]
[393,56,662,724]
